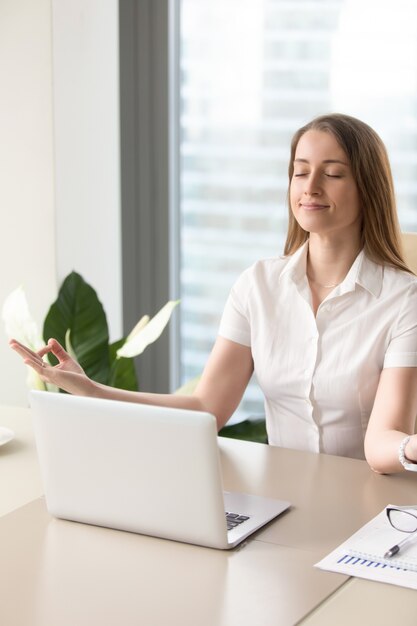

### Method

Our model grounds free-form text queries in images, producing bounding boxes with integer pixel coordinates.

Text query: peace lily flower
[117,300,179,358]
[2,287,57,391]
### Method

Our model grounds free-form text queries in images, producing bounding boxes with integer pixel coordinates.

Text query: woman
[10,113,417,474]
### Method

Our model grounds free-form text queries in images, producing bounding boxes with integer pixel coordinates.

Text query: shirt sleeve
[218,269,252,347]
[384,281,417,368]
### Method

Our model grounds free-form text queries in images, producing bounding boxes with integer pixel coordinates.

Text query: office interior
[2,1,417,624]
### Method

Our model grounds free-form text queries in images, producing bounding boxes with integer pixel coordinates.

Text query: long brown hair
[284,113,411,273]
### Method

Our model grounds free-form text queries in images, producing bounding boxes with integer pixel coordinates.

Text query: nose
[303,172,322,196]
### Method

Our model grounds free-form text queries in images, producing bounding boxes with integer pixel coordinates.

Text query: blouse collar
[280,240,383,298]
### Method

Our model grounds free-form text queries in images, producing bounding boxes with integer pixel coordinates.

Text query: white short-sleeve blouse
[218,242,417,459]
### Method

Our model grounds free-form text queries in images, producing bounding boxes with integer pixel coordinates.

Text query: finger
[46,338,71,361]
[10,340,49,373]
[37,339,69,362]
[23,358,56,386]
[37,345,53,358]
[9,338,33,353]
[23,357,46,372]
[10,340,41,361]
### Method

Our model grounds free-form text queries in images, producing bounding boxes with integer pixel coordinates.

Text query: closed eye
[294,172,343,178]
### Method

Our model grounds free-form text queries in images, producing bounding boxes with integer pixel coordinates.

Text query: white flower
[2,286,44,351]
[2,287,57,391]
[117,300,179,359]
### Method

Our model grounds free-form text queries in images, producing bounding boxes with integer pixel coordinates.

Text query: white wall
[0,0,57,406]
[52,0,123,343]
[0,0,123,406]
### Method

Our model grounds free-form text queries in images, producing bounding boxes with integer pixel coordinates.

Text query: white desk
[0,405,43,516]
[1,406,417,626]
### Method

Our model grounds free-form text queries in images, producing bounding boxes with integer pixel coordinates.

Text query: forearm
[364,429,417,474]
[10,336,249,432]
[88,379,223,428]
[364,368,417,474]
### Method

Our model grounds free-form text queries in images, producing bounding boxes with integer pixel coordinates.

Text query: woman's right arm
[10,336,254,431]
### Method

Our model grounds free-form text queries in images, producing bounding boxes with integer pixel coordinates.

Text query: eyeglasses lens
[389,509,417,533]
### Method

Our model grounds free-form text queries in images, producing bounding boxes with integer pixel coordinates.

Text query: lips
[299,203,330,211]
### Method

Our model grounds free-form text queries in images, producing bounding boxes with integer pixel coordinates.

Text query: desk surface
[0,405,43,516]
[1,406,417,626]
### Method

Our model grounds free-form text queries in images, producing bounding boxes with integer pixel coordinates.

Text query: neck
[307,232,362,288]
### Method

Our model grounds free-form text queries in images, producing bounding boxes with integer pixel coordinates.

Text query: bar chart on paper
[316,551,417,590]
[337,553,409,572]
[315,508,417,590]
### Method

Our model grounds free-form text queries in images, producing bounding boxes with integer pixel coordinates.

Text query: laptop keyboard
[225,512,250,531]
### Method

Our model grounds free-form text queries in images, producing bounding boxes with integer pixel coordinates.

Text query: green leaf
[219,418,268,444]
[108,338,138,391]
[43,272,110,384]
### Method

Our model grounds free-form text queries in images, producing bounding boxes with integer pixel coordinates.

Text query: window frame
[119,0,181,393]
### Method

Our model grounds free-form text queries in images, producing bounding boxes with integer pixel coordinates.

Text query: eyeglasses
[386,506,417,533]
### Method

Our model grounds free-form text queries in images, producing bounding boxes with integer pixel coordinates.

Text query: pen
[384,531,417,558]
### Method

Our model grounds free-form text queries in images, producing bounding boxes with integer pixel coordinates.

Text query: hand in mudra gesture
[9,338,92,396]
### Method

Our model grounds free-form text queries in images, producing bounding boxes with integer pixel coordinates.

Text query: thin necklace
[307,274,341,289]
[306,246,361,290]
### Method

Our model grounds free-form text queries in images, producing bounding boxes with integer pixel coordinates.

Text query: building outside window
[176,0,417,421]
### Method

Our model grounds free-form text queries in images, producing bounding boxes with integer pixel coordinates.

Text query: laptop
[29,390,290,549]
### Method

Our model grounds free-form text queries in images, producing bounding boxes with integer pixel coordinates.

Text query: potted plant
[3,271,178,392]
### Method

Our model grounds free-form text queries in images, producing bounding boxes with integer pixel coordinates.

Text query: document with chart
[315,506,417,590]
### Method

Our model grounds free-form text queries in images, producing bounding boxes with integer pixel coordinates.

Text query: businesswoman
[10,113,417,474]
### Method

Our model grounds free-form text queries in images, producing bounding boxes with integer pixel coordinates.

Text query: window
[177,0,417,421]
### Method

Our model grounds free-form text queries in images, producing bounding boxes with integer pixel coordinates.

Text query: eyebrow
[294,158,349,166]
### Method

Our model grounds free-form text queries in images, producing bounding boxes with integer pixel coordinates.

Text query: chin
[294,218,329,234]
